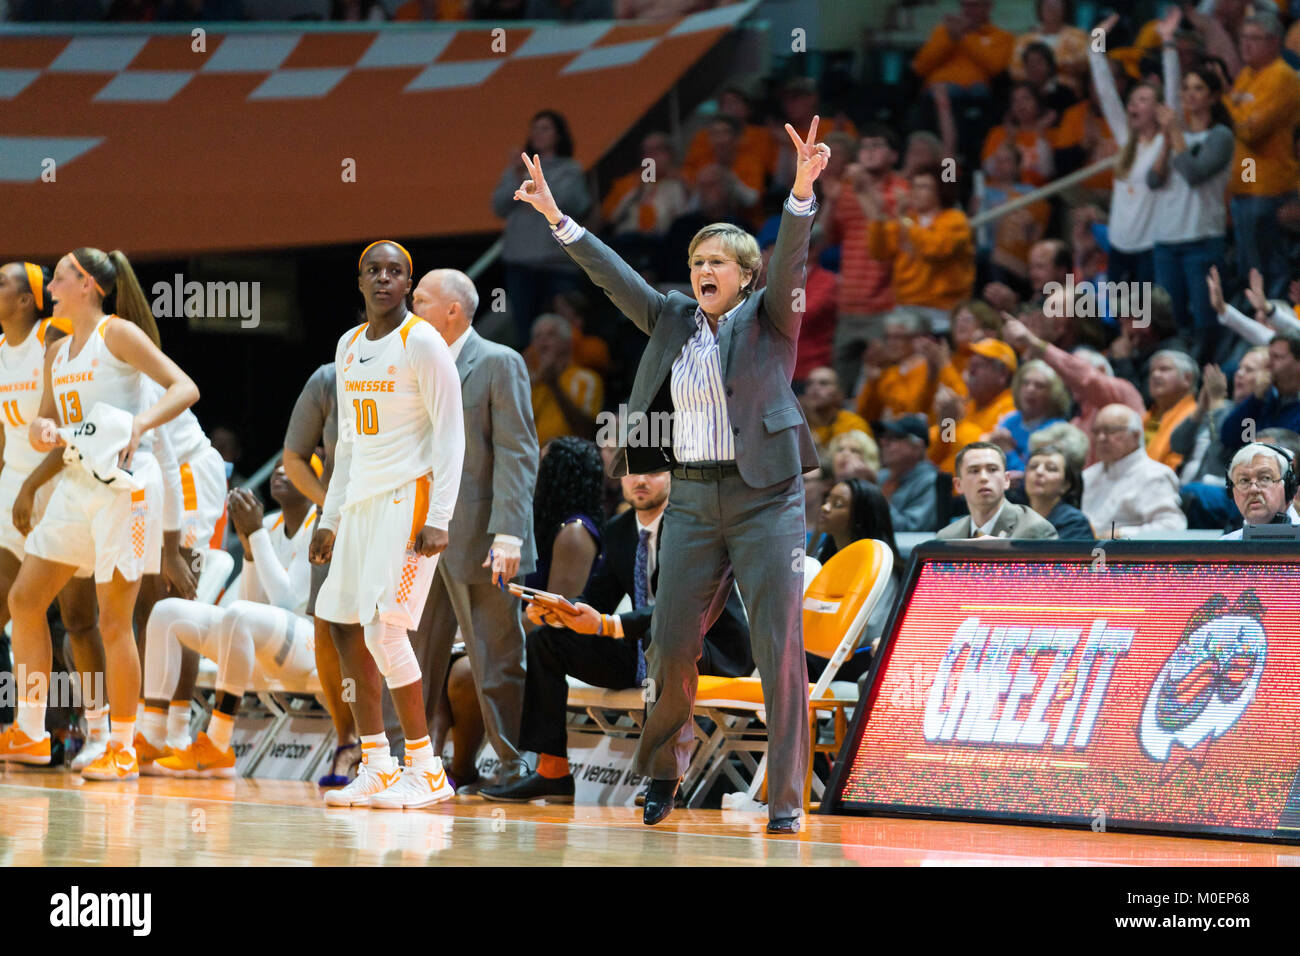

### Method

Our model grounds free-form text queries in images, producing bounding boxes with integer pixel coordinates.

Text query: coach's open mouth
[699,280,717,298]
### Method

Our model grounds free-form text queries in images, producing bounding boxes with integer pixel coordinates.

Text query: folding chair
[689,539,894,810]
[559,555,826,799]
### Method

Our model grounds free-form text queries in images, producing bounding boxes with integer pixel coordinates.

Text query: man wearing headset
[1219,442,1300,540]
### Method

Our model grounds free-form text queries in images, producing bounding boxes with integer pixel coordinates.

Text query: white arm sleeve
[154,420,182,532]
[1219,303,1275,346]
[246,528,300,612]
[412,328,465,532]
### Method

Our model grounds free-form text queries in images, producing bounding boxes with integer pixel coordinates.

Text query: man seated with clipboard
[482,472,752,803]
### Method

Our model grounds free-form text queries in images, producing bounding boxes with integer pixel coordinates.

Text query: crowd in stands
[509,0,1300,548]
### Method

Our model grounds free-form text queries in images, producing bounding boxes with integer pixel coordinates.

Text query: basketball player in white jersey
[132,378,230,769]
[144,460,319,777]
[0,263,113,772]
[310,240,465,810]
[0,247,198,781]
[0,264,66,632]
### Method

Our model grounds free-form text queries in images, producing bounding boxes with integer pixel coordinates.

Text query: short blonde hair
[1013,359,1072,420]
[829,429,880,475]
[687,223,763,294]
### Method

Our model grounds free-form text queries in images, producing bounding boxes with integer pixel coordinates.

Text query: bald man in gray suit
[410,269,539,790]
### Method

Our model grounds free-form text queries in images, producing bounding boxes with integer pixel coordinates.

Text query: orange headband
[67,252,106,297]
[358,240,412,275]
[22,263,44,311]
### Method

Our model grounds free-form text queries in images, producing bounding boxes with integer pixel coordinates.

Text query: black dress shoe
[642,778,679,826]
[481,771,575,803]
[635,787,686,808]
[766,816,800,835]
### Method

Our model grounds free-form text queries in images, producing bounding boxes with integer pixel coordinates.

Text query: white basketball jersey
[143,379,210,464]
[0,318,64,474]
[51,315,152,458]
[335,315,447,502]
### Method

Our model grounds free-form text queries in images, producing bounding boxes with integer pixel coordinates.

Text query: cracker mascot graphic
[1139,591,1267,778]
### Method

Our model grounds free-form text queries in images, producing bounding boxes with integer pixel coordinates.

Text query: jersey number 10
[352,398,379,435]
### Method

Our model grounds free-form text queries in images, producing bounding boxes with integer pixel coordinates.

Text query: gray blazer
[559,207,820,488]
[936,501,1059,541]
[441,328,539,582]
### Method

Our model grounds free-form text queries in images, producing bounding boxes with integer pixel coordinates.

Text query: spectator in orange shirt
[684,114,766,199]
[550,289,611,376]
[913,0,1014,92]
[929,338,1018,473]
[801,367,872,456]
[769,77,858,192]
[855,312,934,422]
[981,82,1057,186]
[527,314,603,447]
[1143,349,1199,471]
[682,85,774,186]
[829,127,911,394]
[855,312,965,422]
[599,131,689,239]
[1225,11,1300,297]
[912,0,1014,160]
[1010,0,1090,94]
[863,165,976,334]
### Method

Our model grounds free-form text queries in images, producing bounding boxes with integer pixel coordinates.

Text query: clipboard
[507,583,580,615]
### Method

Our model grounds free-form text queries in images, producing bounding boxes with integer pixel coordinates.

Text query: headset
[1240,442,1299,502]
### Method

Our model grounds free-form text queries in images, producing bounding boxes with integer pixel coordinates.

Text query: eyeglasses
[1231,475,1281,491]
[689,256,736,272]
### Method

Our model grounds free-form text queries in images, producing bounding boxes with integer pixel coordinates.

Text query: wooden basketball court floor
[3,766,1294,866]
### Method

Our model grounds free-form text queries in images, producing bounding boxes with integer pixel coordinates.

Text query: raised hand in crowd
[1245,268,1273,322]
[1196,364,1228,420]
[1206,264,1227,315]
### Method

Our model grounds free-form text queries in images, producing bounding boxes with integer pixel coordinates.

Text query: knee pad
[363,618,421,689]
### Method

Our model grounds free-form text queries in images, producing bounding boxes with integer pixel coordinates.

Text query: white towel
[57,402,143,493]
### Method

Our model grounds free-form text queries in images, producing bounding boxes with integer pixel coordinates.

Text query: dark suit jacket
[442,328,540,582]
[581,508,753,678]
[559,207,821,488]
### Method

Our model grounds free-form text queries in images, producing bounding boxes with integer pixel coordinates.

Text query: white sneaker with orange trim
[0,726,51,765]
[368,757,455,810]
[323,759,400,807]
[155,733,237,778]
[80,741,140,781]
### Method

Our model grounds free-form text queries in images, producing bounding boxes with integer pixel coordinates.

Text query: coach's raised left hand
[513,153,563,226]
[415,525,449,557]
[785,115,831,201]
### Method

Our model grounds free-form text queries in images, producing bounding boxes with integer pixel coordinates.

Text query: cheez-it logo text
[923,617,1133,749]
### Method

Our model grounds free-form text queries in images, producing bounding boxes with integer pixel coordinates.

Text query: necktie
[633,528,651,683]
